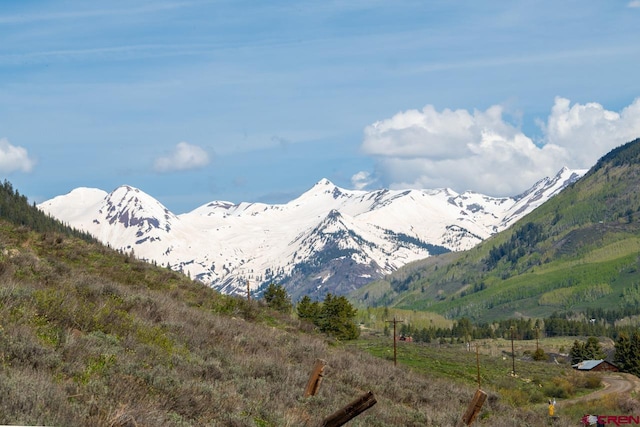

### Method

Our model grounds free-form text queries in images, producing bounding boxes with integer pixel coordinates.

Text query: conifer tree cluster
[296,293,360,340]
[569,337,605,364]
[614,330,640,376]
[485,222,546,269]
[0,180,95,242]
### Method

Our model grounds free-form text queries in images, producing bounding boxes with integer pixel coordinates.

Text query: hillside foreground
[0,215,636,425]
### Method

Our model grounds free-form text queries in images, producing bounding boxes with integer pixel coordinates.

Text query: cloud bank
[0,138,35,173]
[154,142,210,173]
[354,97,640,196]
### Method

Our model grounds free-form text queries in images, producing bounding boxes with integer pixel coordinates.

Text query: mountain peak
[39,168,583,298]
[315,178,334,186]
[101,185,177,233]
[293,179,353,204]
[37,187,107,222]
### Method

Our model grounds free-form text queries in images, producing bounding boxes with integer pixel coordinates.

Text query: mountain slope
[1,179,574,427]
[353,138,640,323]
[38,169,584,298]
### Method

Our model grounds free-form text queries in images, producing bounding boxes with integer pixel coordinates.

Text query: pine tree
[296,294,359,340]
[584,336,605,360]
[630,331,640,376]
[571,337,605,364]
[616,331,640,376]
[317,293,359,340]
[614,332,632,371]
[296,296,320,322]
[263,283,292,314]
[570,340,586,364]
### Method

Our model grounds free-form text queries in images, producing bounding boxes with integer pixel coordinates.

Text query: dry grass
[0,225,627,426]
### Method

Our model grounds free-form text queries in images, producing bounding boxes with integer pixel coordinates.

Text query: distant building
[399,334,413,342]
[572,359,619,372]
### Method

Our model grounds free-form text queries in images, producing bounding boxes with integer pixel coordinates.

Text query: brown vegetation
[0,223,590,426]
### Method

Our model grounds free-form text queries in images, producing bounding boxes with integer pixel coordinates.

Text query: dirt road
[557,372,640,407]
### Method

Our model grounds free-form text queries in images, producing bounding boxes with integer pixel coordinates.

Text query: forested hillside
[353,138,640,324]
[0,180,96,241]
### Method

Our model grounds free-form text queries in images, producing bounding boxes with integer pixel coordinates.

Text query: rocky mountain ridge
[38,168,585,299]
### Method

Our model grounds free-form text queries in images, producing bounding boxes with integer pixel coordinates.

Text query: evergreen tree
[296,296,320,322]
[296,294,359,340]
[615,331,640,376]
[584,336,605,360]
[614,332,632,371]
[263,283,292,314]
[570,340,586,364]
[630,331,640,376]
[570,337,605,364]
[317,293,360,340]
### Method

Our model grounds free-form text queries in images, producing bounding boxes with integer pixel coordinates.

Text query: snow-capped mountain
[38,168,586,300]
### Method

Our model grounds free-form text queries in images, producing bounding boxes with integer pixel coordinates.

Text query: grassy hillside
[0,181,601,426]
[352,138,640,323]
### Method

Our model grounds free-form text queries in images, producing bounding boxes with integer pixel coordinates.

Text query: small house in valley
[572,359,619,372]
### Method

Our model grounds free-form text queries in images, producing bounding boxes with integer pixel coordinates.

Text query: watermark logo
[582,415,640,425]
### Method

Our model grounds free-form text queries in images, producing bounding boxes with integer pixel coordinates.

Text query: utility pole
[535,326,539,352]
[246,279,251,301]
[476,344,481,389]
[461,345,488,427]
[510,326,516,376]
[386,316,404,366]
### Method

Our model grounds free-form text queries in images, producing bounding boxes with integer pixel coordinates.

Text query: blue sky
[1,1,640,213]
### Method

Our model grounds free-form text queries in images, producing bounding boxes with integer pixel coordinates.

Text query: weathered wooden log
[320,391,377,427]
[303,358,327,398]
[461,389,487,426]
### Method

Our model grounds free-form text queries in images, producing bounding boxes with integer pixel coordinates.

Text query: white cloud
[543,97,640,167]
[154,142,210,173]
[355,98,640,196]
[351,171,375,190]
[628,1,640,8]
[0,138,35,173]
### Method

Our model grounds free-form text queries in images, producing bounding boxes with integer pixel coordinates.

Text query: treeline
[543,312,610,338]
[0,180,96,242]
[397,312,639,344]
[588,137,640,176]
[398,317,545,344]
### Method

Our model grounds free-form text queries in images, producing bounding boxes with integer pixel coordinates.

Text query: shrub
[543,376,574,398]
[584,373,602,389]
[532,348,547,361]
